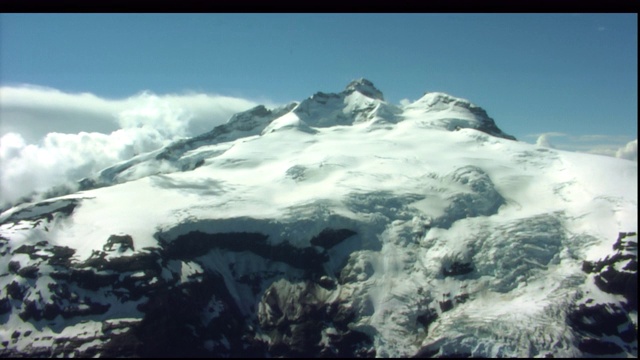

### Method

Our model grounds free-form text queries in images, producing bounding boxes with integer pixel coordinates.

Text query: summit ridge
[75,80,513,192]
[343,78,385,101]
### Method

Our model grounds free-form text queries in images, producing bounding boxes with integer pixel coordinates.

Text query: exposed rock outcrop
[0,225,375,357]
[569,232,638,356]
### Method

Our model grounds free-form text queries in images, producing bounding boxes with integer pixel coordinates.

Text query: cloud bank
[0,85,266,208]
[0,85,267,143]
[530,132,637,161]
[615,139,638,162]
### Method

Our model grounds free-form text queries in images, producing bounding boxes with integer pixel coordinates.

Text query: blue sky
[0,13,637,148]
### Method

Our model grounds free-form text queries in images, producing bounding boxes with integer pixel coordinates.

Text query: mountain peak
[344,78,384,101]
[405,92,517,141]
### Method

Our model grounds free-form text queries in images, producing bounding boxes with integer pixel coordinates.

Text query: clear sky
[0,13,637,150]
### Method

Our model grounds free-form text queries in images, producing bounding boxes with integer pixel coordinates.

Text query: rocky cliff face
[1,202,636,357]
[0,200,376,357]
[569,232,638,356]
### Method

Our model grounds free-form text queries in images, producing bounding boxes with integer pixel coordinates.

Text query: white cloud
[532,132,568,148]
[399,98,412,107]
[0,85,266,143]
[535,133,556,148]
[615,139,637,161]
[1,128,175,208]
[0,84,271,208]
[0,132,26,159]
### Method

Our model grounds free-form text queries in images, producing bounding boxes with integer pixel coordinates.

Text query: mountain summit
[77,80,516,191]
[343,78,385,100]
[0,80,637,358]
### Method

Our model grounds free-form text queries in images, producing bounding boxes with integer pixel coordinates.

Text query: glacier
[0,78,636,357]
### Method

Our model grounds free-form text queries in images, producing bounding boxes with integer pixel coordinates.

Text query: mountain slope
[0,79,636,357]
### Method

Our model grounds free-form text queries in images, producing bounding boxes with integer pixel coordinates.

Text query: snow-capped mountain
[0,79,637,357]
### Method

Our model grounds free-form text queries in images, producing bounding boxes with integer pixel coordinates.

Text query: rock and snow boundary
[0,79,637,357]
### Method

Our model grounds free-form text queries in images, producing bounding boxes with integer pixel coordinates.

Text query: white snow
[0,82,636,357]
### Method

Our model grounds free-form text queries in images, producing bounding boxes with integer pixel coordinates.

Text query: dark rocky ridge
[1,206,637,357]
[1,208,374,358]
[344,78,385,101]
[569,232,638,356]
